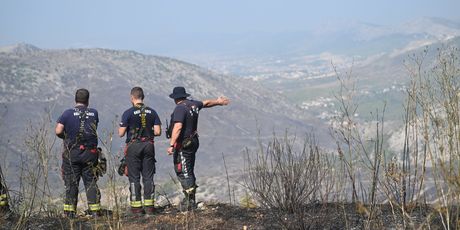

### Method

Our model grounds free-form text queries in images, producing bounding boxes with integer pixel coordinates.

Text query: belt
[131,137,154,143]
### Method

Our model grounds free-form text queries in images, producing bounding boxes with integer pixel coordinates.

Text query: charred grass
[0,202,448,229]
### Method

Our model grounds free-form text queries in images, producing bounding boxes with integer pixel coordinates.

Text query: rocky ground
[0,202,448,229]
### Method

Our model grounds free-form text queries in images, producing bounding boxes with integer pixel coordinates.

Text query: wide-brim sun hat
[169,86,191,99]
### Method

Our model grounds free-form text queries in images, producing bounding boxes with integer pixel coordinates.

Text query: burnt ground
[0,202,449,229]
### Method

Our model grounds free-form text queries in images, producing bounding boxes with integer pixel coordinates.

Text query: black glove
[95,148,107,177]
[117,157,127,176]
[165,119,172,139]
[57,132,65,139]
[97,158,107,177]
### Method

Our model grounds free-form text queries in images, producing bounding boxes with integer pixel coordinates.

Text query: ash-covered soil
[0,202,446,229]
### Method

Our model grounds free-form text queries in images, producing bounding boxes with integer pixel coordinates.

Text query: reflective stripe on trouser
[64,204,76,212]
[183,185,197,202]
[0,169,7,207]
[0,193,8,206]
[144,199,155,207]
[0,194,7,206]
[89,203,101,211]
[130,201,143,208]
[173,137,199,191]
[126,142,156,206]
[62,148,101,210]
[185,187,196,194]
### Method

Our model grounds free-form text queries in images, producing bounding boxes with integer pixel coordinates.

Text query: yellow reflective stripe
[144,199,155,206]
[130,201,142,208]
[63,204,76,211]
[89,203,101,211]
[185,187,195,194]
[0,194,8,206]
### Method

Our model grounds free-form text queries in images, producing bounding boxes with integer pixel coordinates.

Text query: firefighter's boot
[180,187,197,212]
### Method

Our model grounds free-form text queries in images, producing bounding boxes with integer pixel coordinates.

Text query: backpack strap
[76,108,89,145]
[138,104,147,137]
[178,100,199,137]
[130,104,150,142]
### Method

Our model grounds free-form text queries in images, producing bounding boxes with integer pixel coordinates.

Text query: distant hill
[183,17,460,75]
[191,18,460,125]
[0,44,322,192]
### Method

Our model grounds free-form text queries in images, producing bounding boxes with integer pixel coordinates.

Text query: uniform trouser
[125,141,156,209]
[62,148,101,213]
[173,136,199,195]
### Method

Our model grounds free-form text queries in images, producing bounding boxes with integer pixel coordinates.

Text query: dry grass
[1,202,448,230]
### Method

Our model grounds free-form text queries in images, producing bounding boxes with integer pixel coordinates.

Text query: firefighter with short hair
[119,87,161,216]
[166,86,230,211]
[55,88,102,218]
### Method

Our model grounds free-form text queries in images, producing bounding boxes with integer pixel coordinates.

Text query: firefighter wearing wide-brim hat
[55,88,102,218]
[166,86,230,211]
[118,87,161,216]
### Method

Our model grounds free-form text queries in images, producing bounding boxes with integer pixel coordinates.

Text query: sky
[0,0,459,56]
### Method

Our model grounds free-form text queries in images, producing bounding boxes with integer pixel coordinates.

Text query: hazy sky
[1,0,459,56]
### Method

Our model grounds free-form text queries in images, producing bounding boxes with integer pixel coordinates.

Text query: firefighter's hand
[217,96,230,106]
[167,146,174,155]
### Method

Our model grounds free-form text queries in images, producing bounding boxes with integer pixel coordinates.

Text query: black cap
[169,86,191,99]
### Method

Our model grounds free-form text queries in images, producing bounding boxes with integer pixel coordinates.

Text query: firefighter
[119,87,161,216]
[55,88,101,218]
[166,86,230,211]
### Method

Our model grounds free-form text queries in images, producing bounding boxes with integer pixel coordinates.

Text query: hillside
[0,44,322,199]
[240,36,460,123]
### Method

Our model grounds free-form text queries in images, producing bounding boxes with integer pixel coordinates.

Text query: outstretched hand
[217,96,230,106]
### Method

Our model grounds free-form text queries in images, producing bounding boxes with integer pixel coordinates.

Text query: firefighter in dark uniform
[0,165,9,213]
[166,86,230,210]
[119,87,161,216]
[55,88,102,218]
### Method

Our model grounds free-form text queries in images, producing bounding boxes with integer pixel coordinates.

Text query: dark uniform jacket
[120,104,161,143]
[57,105,98,149]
